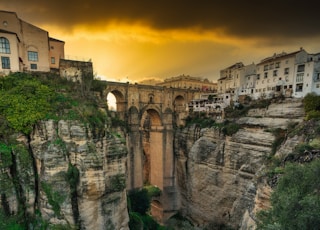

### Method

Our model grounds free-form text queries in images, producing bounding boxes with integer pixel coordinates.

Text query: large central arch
[141,108,163,188]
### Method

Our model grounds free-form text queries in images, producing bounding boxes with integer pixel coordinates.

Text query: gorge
[1,73,319,229]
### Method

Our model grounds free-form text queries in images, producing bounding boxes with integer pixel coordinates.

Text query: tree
[0,73,54,134]
[257,159,320,230]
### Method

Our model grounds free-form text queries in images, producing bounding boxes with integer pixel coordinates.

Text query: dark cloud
[2,0,320,38]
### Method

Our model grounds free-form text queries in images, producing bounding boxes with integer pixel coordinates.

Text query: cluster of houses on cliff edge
[0,10,93,81]
[1,10,320,113]
[153,48,320,113]
[218,48,320,102]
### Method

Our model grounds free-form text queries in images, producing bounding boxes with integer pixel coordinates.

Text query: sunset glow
[2,1,319,82]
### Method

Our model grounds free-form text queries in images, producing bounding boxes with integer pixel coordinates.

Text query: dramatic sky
[1,1,320,82]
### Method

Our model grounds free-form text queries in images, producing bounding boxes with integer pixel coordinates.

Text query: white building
[218,62,256,103]
[0,10,65,75]
[254,48,320,99]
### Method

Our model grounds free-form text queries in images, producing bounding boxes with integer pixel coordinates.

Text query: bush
[128,188,150,215]
[222,122,241,136]
[303,93,320,112]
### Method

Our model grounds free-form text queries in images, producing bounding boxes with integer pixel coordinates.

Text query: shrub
[222,122,241,136]
[303,92,320,112]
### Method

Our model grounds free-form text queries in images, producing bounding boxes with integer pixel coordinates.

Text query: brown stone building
[157,74,217,92]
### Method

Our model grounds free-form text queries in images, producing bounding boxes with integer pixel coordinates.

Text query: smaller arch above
[141,108,162,127]
[173,95,186,112]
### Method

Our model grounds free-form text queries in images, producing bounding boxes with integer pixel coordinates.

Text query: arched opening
[141,108,163,188]
[107,92,117,111]
[174,95,185,112]
[106,89,125,119]
[150,200,163,223]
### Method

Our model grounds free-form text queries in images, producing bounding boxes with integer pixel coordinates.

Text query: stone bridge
[103,81,200,223]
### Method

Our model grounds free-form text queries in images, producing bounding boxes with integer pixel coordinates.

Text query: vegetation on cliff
[128,185,167,230]
[257,159,320,230]
[0,72,115,229]
[257,93,320,229]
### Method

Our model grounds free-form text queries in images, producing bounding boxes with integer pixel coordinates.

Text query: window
[264,65,268,71]
[0,37,10,54]
[296,83,303,92]
[275,62,280,68]
[269,63,274,69]
[297,64,305,72]
[1,56,10,69]
[284,68,289,75]
[256,74,260,80]
[264,72,268,78]
[296,73,304,82]
[51,57,55,64]
[316,84,320,88]
[28,51,38,62]
[30,63,37,69]
[273,70,278,77]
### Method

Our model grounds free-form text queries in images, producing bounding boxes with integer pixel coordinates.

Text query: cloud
[2,0,320,39]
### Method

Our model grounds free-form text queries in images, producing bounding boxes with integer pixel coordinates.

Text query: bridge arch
[140,107,163,188]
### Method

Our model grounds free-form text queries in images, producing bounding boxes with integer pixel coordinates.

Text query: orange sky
[1,1,320,82]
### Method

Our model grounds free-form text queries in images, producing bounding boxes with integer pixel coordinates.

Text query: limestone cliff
[174,98,305,229]
[1,119,129,230]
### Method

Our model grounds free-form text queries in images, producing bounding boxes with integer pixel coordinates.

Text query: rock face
[1,120,129,230]
[174,99,305,229]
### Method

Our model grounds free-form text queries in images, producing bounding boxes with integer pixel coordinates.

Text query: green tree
[0,73,54,134]
[257,159,320,230]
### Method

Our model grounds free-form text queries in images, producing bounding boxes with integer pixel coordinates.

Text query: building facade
[218,62,256,103]
[218,48,320,102]
[157,74,217,92]
[252,48,320,99]
[0,10,65,75]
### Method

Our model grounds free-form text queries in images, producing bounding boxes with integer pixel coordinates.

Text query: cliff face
[1,120,129,230]
[174,99,305,229]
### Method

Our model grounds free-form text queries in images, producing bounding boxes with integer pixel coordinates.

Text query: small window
[275,62,280,68]
[264,72,268,78]
[284,68,289,75]
[51,57,55,64]
[30,63,37,69]
[297,64,305,72]
[256,74,260,80]
[273,70,278,77]
[296,83,303,92]
[28,51,38,62]
[1,56,10,69]
[264,65,268,71]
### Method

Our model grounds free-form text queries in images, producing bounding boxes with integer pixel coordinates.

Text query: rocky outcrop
[1,120,129,230]
[174,99,305,229]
